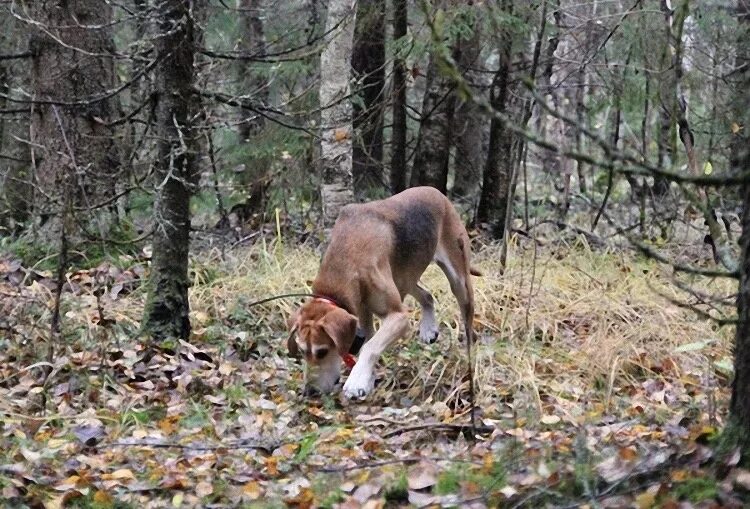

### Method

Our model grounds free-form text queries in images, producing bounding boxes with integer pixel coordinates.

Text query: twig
[381,422,493,439]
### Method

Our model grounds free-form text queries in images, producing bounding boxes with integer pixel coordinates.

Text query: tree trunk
[653,0,679,197]
[409,53,455,193]
[352,0,385,194]
[476,7,513,240]
[389,0,408,194]
[28,0,120,238]
[319,0,357,227]
[728,0,750,461]
[237,0,267,141]
[452,9,488,206]
[0,14,31,230]
[142,0,197,342]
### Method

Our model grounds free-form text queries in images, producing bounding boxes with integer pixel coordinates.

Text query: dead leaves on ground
[0,252,747,508]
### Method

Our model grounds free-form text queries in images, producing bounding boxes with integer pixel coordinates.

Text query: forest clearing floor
[0,234,748,508]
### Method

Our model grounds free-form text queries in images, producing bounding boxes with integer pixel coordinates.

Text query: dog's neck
[311,281,357,316]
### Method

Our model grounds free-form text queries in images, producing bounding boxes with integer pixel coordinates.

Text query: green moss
[716,417,750,466]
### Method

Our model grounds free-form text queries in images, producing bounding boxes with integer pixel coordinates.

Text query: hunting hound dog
[287,186,479,399]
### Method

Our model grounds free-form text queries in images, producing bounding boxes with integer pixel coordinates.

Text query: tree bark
[28,0,120,238]
[142,0,197,342]
[237,0,267,141]
[389,0,408,194]
[728,0,750,461]
[352,0,385,194]
[452,9,488,206]
[319,0,357,227]
[409,53,455,193]
[653,0,679,196]
[0,12,30,229]
[476,4,514,240]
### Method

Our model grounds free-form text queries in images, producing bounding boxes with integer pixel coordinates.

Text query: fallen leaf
[407,462,437,490]
[195,481,213,498]
[635,491,656,509]
[243,481,262,500]
[540,414,561,425]
[734,469,750,491]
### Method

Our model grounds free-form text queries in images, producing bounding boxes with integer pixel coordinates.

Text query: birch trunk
[319,0,357,227]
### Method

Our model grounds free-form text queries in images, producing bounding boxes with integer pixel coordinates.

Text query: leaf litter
[0,239,746,508]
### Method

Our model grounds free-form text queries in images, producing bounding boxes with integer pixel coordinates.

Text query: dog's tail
[470,266,483,277]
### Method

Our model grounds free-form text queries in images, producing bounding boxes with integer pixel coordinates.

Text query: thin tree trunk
[319,0,357,227]
[142,0,197,342]
[389,0,408,194]
[352,0,385,194]
[237,0,267,141]
[653,0,679,196]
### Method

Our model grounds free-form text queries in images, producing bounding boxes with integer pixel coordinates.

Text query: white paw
[343,367,375,399]
[418,317,439,344]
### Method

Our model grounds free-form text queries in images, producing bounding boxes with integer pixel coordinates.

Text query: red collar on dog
[313,295,339,307]
[341,353,357,369]
[313,296,357,368]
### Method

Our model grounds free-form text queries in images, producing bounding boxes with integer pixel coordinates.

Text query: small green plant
[435,466,462,495]
[223,383,249,405]
[294,433,318,463]
[673,477,718,503]
[384,470,409,502]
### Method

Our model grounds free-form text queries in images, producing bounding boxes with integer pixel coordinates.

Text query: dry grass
[184,235,735,424]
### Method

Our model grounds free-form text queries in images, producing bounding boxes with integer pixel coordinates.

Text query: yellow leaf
[731,122,742,134]
[264,456,279,476]
[635,491,656,509]
[93,490,113,505]
[172,492,184,507]
[243,481,262,500]
[101,469,135,481]
[703,161,713,175]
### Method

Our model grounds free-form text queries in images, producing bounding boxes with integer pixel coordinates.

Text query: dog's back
[316,187,455,301]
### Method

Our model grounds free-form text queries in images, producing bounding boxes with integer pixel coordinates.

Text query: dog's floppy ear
[319,307,358,356]
[286,308,301,357]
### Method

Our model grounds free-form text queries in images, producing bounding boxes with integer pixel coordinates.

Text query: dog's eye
[315,348,329,360]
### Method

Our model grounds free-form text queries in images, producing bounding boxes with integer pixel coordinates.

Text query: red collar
[312,295,356,368]
[341,353,357,369]
[313,295,339,307]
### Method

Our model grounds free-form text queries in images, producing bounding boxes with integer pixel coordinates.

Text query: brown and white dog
[287,186,479,399]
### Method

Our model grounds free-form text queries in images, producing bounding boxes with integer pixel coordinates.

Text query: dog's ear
[319,307,358,356]
[286,308,301,357]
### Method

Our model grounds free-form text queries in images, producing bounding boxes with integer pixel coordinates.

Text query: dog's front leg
[343,311,409,399]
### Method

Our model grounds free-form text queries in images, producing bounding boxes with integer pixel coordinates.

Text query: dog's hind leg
[435,232,475,343]
[409,284,439,344]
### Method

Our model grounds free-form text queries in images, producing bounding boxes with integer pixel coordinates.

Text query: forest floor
[0,232,748,508]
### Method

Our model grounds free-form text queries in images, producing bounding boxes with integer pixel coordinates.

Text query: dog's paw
[418,320,439,344]
[343,370,374,399]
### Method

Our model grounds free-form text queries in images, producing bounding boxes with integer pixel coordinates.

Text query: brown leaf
[334,129,350,142]
[195,481,213,498]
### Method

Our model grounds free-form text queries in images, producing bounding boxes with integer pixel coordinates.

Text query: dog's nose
[302,385,320,398]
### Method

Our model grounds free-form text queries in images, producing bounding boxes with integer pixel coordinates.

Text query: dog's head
[287,299,357,396]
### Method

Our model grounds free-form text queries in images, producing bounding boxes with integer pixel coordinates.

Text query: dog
[287,186,480,399]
